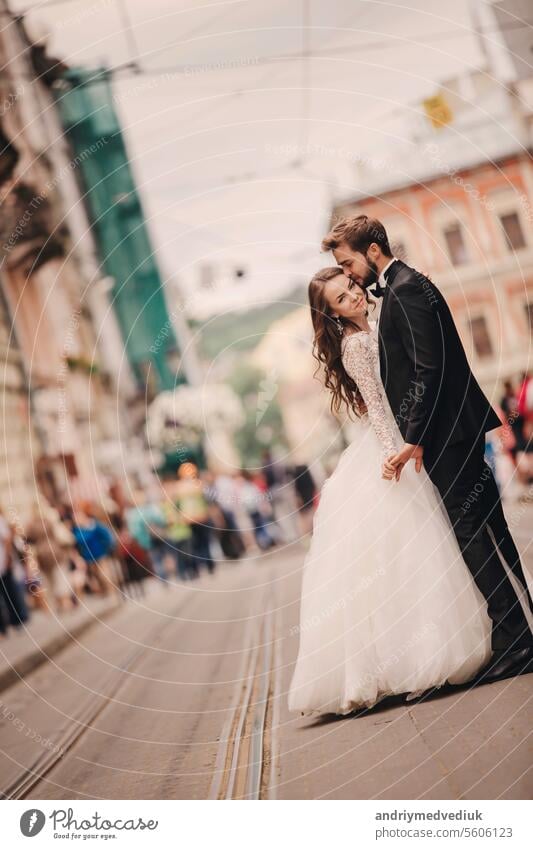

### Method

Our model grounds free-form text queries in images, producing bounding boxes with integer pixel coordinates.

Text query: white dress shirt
[378,256,397,288]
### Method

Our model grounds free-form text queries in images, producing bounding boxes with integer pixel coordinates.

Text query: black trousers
[424,436,533,652]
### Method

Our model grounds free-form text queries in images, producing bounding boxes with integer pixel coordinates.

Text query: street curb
[0,597,123,695]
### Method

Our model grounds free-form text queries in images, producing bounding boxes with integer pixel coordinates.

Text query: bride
[288,267,492,717]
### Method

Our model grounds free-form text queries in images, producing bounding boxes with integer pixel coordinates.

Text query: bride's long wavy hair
[308,266,374,419]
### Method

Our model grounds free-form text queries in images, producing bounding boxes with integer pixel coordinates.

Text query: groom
[322,214,533,684]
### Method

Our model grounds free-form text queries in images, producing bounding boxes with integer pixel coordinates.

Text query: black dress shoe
[475,647,533,686]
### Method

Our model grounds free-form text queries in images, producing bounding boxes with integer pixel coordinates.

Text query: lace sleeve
[342,333,397,459]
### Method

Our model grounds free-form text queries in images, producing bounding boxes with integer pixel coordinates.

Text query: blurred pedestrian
[4,517,30,626]
[204,471,246,560]
[112,515,152,597]
[268,465,300,543]
[518,372,533,432]
[25,501,75,611]
[260,448,281,490]
[175,463,215,573]
[0,512,9,639]
[517,373,533,485]
[291,463,318,536]
[126,491,168,581]
[160,481,197,579]
[0,510,29,635]
[71,509,116,596]
[500,379,525,460]
[238,470,276,550]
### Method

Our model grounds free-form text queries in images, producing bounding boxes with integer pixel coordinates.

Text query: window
[499,212,526,251]
[444,224,469,265]
[468,316,493,358]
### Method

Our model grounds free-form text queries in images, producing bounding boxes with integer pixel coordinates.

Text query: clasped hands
[382,443,424,481]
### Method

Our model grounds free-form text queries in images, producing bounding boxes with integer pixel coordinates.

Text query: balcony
[0,183,66,274]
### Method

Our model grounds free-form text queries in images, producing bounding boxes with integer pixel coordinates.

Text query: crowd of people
[1,373,530,643]
[0,456,319,639]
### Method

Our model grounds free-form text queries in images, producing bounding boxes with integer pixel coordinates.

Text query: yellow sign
[423,94,453,129]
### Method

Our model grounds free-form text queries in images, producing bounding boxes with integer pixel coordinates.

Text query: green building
[55,67,181,394]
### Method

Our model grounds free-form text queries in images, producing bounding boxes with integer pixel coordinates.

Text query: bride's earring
[336,317,343,335]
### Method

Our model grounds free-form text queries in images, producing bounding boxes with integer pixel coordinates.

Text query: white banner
[2,799,530,848]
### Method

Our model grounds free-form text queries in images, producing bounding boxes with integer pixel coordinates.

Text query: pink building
[333,151,533,400]
[330,0,533,404]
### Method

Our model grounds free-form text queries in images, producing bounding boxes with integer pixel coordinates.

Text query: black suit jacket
[376,260,501,452]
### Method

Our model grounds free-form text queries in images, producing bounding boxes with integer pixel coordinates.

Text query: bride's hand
[393,462,404,481]
[390,444,424,477]
[382,457,397,480]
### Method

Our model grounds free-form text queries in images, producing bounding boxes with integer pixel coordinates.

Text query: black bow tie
[369,279,386,299]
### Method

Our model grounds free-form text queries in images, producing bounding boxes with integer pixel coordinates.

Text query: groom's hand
[388,444,424,479]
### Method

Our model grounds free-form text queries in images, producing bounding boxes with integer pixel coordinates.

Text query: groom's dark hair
[322,214,393,257]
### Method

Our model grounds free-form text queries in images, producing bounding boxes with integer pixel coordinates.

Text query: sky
[8,0,498,316]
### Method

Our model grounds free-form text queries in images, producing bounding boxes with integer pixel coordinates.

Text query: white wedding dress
[288,321,492,716]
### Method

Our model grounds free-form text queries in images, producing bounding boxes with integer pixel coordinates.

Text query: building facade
[0,7,140,505]
[334,152,533,398]
[330,3,533,402]
[0,284,39,522]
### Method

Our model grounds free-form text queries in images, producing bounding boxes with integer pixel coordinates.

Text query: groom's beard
[361,257,379,289]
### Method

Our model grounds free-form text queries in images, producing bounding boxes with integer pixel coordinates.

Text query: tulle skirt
[288,417,492,716]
